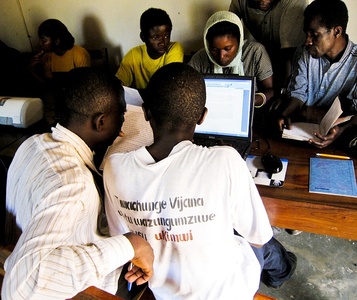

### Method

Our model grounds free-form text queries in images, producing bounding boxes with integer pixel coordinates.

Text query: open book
[282,97,353,141]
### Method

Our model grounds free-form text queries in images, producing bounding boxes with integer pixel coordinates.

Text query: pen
[127,262,133,291]
[316,153,351,160]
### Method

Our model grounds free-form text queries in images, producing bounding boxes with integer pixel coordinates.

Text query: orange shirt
[43,45,90,78]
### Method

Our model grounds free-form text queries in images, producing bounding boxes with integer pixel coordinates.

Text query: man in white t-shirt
[104,63,296,299]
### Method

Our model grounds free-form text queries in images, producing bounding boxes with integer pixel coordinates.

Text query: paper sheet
[100,104,153,170]
[108,104,153,154]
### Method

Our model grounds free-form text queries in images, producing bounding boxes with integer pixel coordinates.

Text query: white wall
[1,0,356,68]
[0,0,230,66]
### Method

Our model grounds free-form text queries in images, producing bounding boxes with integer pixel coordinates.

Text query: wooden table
[1,119,356,241]
[250,135,357,240]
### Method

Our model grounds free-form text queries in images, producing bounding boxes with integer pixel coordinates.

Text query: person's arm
[3,178,152,300]
[276,45,310,130]
[123,232,154,285]
[244,41,274,107]
[255,76,274,108]
[310,87,357,148]
[116,51,134,88]
[28,50,48,85]
[309,113,357,149]
[277,96,304,131]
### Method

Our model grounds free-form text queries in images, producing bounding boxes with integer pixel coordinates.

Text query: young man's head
[61,67,126,150]
[140,8,173,59]
[303,0,348,59]
[38,19,75,53]
[143,63,206,132]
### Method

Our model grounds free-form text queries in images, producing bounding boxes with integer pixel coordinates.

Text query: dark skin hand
[28,50,47,85]
[309,126,342,148]
[124,232,154,285]
[278,98,328,130]
[278,98,357,149]
[277,97,303,131]
[309,114,357,148]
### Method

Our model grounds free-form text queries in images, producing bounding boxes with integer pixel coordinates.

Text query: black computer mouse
[261,153,283,174]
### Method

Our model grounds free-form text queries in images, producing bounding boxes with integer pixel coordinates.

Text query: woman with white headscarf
[188,11,274,108]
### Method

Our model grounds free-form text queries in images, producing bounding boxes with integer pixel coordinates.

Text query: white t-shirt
[104,141,273,300]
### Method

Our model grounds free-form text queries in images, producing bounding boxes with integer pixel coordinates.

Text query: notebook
[193,74,255,159]
[309,157,357,197]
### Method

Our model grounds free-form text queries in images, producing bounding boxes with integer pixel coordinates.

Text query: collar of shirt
[52,123,98,173]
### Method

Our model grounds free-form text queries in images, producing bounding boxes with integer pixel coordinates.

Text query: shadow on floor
[258,231,357,300]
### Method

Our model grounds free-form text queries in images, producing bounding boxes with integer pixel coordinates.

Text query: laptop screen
[194,74,255,139]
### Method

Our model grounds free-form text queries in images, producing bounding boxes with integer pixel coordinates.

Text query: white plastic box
[0,97,44,128]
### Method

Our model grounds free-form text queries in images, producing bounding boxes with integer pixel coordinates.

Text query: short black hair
[61,67,125,125]
[38,19,75,50]
[143,63,206,131]
[206,21,241,45]
[140,8,172,35]
[304,0,348,35]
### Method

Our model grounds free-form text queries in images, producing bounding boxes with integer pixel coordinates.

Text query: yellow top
[116,42,184,89]
[43,45,91,78]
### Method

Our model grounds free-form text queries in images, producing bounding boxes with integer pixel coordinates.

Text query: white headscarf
[203,11,245,75]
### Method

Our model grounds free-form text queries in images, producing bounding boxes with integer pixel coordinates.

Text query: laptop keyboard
[194,138,249,158]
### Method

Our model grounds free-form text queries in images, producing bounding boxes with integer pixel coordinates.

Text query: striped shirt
[3,124,134,300]
[288,39,357,111]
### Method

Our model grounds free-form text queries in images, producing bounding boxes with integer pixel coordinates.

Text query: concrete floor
[258,230,357,300]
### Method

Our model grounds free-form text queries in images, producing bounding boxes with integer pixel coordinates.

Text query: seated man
[229,0,308,93]
[277,0,357,151]
[115,7,184,91]
[2,68,153,299]
[188,10,274,108]
[104,63,296,300]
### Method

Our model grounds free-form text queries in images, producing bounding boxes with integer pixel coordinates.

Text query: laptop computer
[193,74,255,159]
